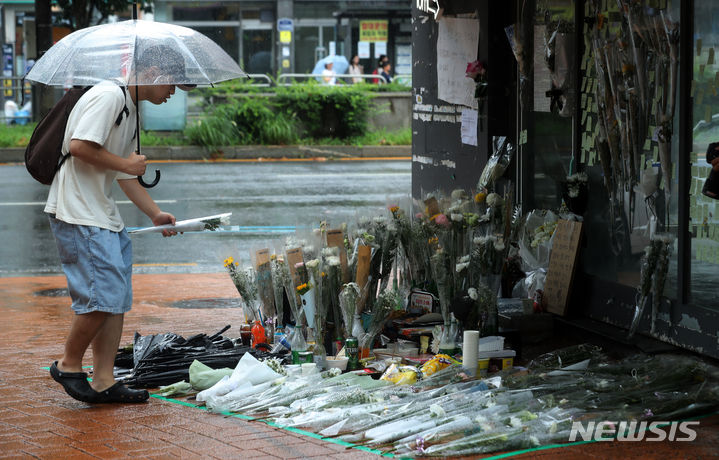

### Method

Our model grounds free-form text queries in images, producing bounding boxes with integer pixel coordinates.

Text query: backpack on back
[25,85,128,185]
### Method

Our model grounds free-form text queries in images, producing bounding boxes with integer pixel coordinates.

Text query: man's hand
[125,152,148,176]
[152,211,177,237]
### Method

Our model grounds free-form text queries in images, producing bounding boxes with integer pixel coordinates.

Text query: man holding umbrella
[46,44,192,403]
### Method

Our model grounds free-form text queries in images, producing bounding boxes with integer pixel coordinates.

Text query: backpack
[25,85,129,185]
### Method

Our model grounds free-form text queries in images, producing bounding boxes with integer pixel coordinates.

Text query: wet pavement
[1,273,718,459]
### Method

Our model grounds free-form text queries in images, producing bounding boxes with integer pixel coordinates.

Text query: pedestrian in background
[322,61,336,85]
[348,55,363,84]
[47,44,186,404]
[372,55,389,83]
[380,61,393,84]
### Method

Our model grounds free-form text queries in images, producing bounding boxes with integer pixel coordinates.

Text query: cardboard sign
[355,244,372,313]
[254,248,274,319]
[543,220,583,316]
[326,229,349,282]
[286,247,305,304]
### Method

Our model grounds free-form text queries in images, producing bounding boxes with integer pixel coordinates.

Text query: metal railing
[276,73,387,85]
[245,73,272,87]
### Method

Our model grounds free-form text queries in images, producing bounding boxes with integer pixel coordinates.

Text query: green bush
[0,123,35,147]
[274,83,370,138]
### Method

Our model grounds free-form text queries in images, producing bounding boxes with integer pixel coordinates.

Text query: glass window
[691,0,719,311]
[242,29,273,75]
[171,3,239,21]
[296,26,320,73]
[522,0,681,300]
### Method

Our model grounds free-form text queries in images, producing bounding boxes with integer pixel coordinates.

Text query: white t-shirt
[322,68,336,85]
[44,81,137,232]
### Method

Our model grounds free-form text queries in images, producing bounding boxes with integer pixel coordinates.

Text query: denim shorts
[48,215,133,314]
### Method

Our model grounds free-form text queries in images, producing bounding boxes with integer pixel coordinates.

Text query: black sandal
[95,382,149,403]
[49,361,98,403]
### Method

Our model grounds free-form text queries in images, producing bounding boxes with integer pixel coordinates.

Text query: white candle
[463,330,480,377]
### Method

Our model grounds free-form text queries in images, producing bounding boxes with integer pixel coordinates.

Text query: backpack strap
[115,85,130,126]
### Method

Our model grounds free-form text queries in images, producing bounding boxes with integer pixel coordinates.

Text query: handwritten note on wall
[437,17,479,109]
[544,220,583,316]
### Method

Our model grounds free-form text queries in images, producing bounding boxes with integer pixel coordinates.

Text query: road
[0,159,410,276]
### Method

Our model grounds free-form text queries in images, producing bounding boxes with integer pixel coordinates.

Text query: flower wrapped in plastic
[477,136,515,191]
[270,255,301,325]
[360,288,396,351]
[628,233,673,338]
[338,282,361,339]
[430,248,452,325]
[224,257,260,323]
[295,261,317,327]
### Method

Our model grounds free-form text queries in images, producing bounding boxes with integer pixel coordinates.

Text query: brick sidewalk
[1,274,717,459]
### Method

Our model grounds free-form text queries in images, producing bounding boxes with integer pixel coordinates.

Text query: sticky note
[709,48,715,66]
[698,38,703,56]
[706,105,712,123]
[701,64,706,75]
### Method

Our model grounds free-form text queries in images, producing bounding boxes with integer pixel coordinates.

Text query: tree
[54,0,152,30]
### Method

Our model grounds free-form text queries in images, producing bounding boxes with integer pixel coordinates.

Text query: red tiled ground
[0,274,717,460]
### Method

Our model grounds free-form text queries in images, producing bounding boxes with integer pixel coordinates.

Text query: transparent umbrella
[25,19,245,87]
[25,19,247,186]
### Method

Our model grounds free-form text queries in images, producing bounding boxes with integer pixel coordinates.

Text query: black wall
[411,1,516,200]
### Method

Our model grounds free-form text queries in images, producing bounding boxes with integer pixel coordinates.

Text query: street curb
[0,145,411,163]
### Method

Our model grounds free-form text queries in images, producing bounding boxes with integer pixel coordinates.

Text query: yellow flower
[223,257,234,268]
[428,236,439,245]
[296,283,311,295]
[474,192,487,203]
[389,205,400,213]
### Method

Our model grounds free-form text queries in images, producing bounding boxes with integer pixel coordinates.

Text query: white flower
[456,262,469,273]
[530,435,540,446]
[509,416,523,428]
[306,259,320,269]
[327,256,341,266]
[451,213,464,222]
[322,247,338,257]
[493,239,505,251]
[451,189,467,201]
[459,255,470,263]
[468,287,478,300]
[429,404,446,418]
[486,193,503,207]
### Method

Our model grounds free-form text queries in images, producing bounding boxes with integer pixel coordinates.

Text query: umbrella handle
[138,170,161,188]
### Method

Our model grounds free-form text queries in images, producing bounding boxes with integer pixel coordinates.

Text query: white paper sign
[461,108,478,146]
[437,17,479,109]
[374,41,387,58]
[358,41,370,59]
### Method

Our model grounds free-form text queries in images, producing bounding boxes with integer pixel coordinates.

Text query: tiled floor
[0,274,717,459]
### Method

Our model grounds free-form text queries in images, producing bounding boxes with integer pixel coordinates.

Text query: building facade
[152,0,411,77]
